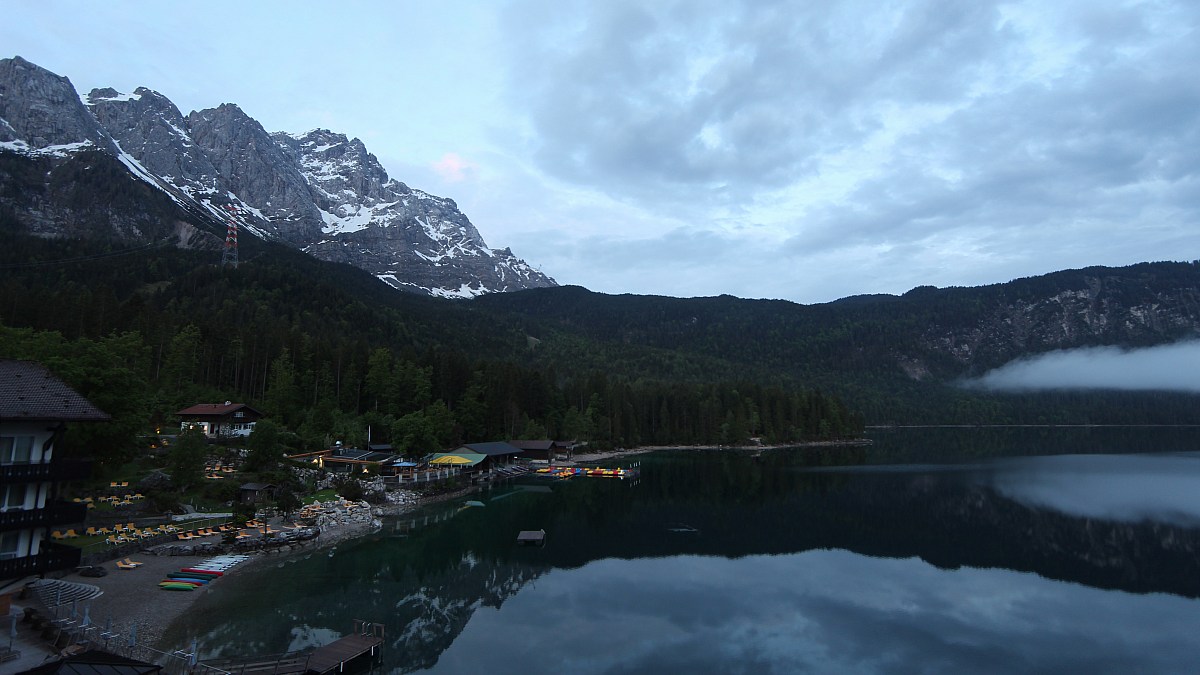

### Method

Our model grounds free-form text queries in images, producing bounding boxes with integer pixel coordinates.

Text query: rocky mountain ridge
[0,56,556,297]
[902,266,1200,377]
[473,261,1200,393]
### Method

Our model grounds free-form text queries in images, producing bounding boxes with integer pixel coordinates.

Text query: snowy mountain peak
[0,56,116,153]
[0,56,556,297]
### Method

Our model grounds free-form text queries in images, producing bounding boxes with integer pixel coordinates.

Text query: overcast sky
[4,0,1197,303]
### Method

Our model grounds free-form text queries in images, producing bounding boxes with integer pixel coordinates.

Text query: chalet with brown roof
[177,402,263,438]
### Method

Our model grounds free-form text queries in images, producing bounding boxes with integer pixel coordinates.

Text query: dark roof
[460,442,522,456]
[239,482,277,491]
[176,402,262,418]
[19,648,162,674]
[0,360,109,422]
[368,443,393,452]
[510,440,553,451]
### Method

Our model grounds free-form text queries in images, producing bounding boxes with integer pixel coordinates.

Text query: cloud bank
[496,0,1200,300]
[4,0,1199,301]
[970,340,1200,392]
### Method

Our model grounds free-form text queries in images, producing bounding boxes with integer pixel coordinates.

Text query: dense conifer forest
[4,213,1199,476]
[0,226,862,472]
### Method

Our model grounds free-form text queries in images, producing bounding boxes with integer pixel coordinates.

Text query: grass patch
[303,489,338,504]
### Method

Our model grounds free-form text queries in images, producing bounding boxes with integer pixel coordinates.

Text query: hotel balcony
[0,458,92,484]
[0,540,81,580]
[0,501,88,533]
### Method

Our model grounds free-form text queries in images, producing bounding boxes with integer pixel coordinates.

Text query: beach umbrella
[191,638,198,666]
[81,603,91,628]
[9,614,15,650]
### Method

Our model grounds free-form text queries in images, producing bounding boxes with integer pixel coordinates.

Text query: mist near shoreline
[967,340,1200,393]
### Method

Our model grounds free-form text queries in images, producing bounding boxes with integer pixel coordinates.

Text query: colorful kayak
[181,567,223,576]
[167,572,211,580]
[170,571,217,579]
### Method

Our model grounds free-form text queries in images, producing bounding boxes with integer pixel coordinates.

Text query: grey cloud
[505,0,1200,283]
[511,225,798,299]
[504,0,1010,212]
[968,340,1200,392]
[786,39,1200,260]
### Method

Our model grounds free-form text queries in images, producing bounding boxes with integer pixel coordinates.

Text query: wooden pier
[203,621,384,675]
[306,632,384,674]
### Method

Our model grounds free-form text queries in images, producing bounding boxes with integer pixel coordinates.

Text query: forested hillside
[5,211,1199,476]
[474,263,1200,424]
[0,227,861,474]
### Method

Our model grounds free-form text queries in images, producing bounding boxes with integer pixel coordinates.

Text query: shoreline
[569,438,871,463]
[12,441,868,664]
[11,487,474,664]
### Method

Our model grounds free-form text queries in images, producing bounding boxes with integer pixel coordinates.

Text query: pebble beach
[6,497,394,669]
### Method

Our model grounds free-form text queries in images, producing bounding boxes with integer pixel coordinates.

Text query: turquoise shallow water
[169,427,1200,673]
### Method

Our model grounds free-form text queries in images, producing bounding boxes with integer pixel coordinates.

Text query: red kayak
[181,568,223,576]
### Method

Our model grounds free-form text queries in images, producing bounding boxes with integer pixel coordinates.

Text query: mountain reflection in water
[168,428,1200,673]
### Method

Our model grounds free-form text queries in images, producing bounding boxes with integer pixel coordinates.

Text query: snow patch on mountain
[1,56,556,297]
[0,139,95,156]
[89,90,142,103]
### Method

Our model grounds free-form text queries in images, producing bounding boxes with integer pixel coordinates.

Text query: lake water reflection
[171,427,1200,673]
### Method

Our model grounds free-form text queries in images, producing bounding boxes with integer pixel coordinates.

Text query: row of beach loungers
[51,522,167,541]
[70,493,145,508]
[57,519,270,544]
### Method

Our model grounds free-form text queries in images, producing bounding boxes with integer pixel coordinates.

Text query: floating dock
[534,463,641,480]
[516,529,546,546]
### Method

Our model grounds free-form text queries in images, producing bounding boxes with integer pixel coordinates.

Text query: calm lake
[169,427,1200,673]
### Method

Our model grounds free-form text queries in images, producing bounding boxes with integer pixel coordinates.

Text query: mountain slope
[476,262,1200,379]
[0,55,555,297]
[1,219,1196,428]
[473,262,1200,422]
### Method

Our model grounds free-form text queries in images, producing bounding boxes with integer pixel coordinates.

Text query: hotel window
[0,531,19,560]
[2,484,26,512]
[0,436,34,464]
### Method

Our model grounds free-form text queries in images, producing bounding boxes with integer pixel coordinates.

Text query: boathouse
[456,442,522,468]
[510,439,573,462]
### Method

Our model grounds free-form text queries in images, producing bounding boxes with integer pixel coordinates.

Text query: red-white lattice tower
[221,205,239,268]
